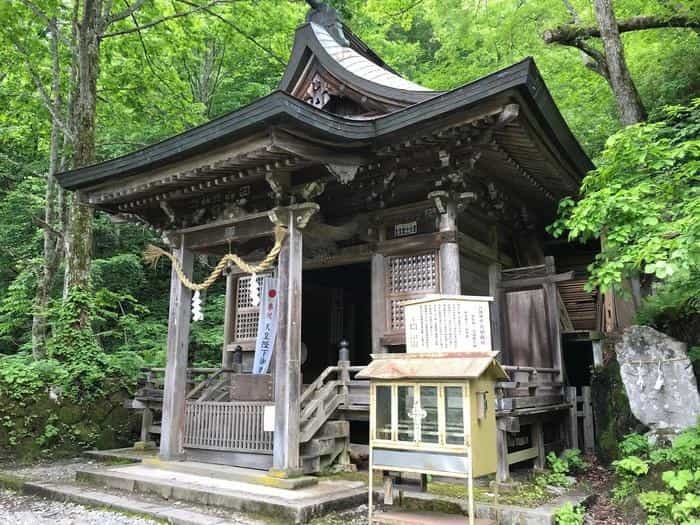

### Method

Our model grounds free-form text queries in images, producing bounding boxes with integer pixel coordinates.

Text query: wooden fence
[183,400,273,453]
[576,386,595,454]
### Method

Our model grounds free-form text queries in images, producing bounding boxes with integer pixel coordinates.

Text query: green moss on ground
[319,470,556,508]
[427,479,553,508]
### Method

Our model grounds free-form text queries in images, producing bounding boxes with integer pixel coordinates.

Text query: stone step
[301,436,346,458]
[76,463,367,524]
[141,458,317,490]
[23,480,252,525]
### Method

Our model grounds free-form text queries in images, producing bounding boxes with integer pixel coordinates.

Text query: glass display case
[359,351,506,525]
[372,383,467,450]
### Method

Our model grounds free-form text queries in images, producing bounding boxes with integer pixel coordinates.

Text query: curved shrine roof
[55,4,593,228]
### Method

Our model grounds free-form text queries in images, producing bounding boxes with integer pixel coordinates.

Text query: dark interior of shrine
[301,263,372,384]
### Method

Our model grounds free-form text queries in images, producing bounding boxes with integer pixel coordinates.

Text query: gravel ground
[8,458,95,482]
[0,488,159,525]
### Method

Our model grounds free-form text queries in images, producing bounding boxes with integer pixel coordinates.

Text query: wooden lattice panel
[385,252,440,333]
[234,274,271,342]
[184,401,273,453]
[388,253,438,293]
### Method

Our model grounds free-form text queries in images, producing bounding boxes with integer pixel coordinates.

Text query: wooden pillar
[270,203,317,477]
[488,263,503,355]
[221,271,237,369]
[531,420,545,469]
[566,386,579,450]
[159,236,193,460]
[371,252,387,354]
[582,386,595,454]
[544,256,564,382]
[438,198,461,295]
[496,427,509,482]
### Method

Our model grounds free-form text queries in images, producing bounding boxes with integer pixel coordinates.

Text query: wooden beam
[377,231,454,256]
[159,237,193,460]
[303,243,372,270]
[457,232,513,266]
[180,211,276,250]
[499,271,574,289]
[86,133,272,204]
[271,128,368,166]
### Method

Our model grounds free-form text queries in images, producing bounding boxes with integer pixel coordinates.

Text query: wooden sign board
[404,295,493,353]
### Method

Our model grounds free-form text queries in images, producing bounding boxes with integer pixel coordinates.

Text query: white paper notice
[252,277,279,374]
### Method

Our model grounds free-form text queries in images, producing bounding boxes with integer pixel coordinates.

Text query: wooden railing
[496,365,564,412]
[299,341,367,443]
[183,400,273,453]
[135,367,221,402]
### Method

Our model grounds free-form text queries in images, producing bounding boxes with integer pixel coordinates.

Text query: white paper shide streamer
[192,290,204,322]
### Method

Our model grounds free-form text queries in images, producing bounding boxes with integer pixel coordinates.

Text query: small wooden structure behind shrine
[56,1,598,481]
[359,295,507,525]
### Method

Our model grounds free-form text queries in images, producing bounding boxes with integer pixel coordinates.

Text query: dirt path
[582,457,629,525]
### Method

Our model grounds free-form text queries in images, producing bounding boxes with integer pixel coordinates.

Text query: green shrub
[613,455,650,477]
[554,503,585,525]
[638,491,675,517]
[560,448,586,473]
[612,425,700,524]
[620,433,651,458]
[536,449,586,488]
[671,493,700,523]
[0,289,143,460]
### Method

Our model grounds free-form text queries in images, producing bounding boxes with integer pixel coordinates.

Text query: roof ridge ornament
[305,0,349,46]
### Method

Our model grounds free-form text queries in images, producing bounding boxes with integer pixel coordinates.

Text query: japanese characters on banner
[252,277,279,374]
[404,296,492,353]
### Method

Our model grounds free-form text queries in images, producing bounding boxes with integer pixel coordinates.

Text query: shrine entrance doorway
[301,263,372,385]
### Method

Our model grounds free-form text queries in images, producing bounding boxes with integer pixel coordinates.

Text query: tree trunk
[593,0,647,125]
[32,18,63,359]
[63,0,100,325]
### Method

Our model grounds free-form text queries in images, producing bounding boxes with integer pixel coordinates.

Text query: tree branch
[7,34,74,142]
[175,0,286,65]
[19,0,51,26]
[104,0,146,27]
[543,15,700,44]
[101,0,227,38]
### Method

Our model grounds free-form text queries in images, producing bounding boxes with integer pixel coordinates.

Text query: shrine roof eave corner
[278,22,440,106]
[56,58,593,193]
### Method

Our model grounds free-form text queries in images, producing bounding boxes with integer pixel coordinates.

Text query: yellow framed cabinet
[358,295,508,525]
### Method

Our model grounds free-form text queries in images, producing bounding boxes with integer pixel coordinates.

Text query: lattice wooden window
[234,273,272,343]
[385,251,440,333]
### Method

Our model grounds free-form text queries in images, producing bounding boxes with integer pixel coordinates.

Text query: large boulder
[616,326,700,435]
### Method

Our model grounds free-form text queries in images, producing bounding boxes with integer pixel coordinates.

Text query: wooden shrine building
[57,1,597,481]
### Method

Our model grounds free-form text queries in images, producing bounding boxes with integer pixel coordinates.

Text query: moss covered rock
[591,340,646,463]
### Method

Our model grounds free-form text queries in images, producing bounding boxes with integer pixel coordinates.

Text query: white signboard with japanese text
[252,277,279,374]
[404,295,493,353]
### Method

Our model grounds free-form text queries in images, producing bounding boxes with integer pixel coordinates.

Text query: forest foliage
[0,0,698,456]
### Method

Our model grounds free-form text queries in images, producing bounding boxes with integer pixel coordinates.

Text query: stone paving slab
[22,481,258,525]
[77,463,368,523]
[141,458,319,490]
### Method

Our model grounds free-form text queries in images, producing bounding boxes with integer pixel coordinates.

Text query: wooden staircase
[298,341,366,474]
